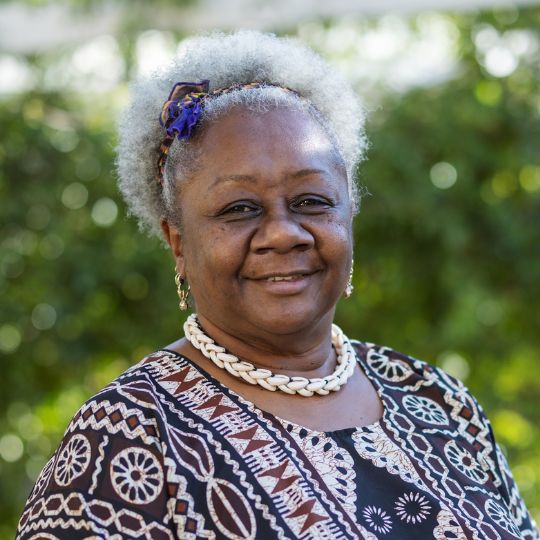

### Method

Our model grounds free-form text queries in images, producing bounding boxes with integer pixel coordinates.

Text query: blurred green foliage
[1,5,539,536]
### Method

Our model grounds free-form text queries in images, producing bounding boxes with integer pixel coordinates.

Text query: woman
[17,31,538,539]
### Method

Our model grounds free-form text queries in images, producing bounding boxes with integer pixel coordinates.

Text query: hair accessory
[184,313,357,397]
[157,80,210,182]
[157,80,300,183]
[174,270,190,311]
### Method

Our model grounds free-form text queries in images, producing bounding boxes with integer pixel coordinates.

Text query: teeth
[267,275,303,282]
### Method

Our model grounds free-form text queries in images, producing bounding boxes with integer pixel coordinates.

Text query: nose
[251,210,314,254]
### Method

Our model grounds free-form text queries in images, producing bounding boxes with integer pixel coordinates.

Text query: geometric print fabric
[17,341,540,539]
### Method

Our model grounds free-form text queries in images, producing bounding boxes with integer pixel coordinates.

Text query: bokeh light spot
[474,79,502,106]
[5,230,38,256]
[438,351,470,381]
[49,129,79,153]
[473,24,499,52]
[491,170,517,198]
[484,46,518,78]
[493,410,534,448]
[0,324,22,354]
[0,434,24,463]
[39,234,65,260]
[18,412,44,441]
[91,197,118,227]
[22,98,44,122]
[430,162,457,189]
[71,35,125,92]
[31,303,57,330]
[0,252,24,278]
[7,402,31,427]
[61,182,88,209]
[519,165,540,192]
[136,30,175,76]
[0,55,34,93]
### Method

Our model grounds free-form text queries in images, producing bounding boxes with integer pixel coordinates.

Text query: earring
[344,261,354,298]
[174,270,190,311]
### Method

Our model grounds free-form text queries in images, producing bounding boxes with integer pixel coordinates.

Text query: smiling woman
[16,30,539,540]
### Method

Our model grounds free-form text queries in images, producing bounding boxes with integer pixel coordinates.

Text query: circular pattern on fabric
[110,447,164,504]
[444,440,488,484]
[206,478,256,540]
[367,351,413,382]
[362,505,393,535]
[402,395,449,426]
[394,491,432,524]
[54,434,91,486]
[485,499,521,538]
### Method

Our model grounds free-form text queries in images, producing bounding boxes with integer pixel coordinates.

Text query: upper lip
[250,270,318,280]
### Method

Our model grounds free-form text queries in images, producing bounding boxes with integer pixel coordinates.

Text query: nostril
[251,217,315,254]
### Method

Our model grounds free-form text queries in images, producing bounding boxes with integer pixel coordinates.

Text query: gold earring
[344,261,354,298]
[174,270,190,311]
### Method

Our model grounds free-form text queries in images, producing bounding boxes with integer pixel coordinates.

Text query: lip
[252,270,316,280]
[248,270,318,295]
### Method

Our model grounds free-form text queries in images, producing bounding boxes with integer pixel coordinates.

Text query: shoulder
[51,349,185,450]
[351,339,493,440]
[351,339,467,394]
[66,349,186,433]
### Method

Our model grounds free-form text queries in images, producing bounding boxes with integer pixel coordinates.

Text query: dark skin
[161,106,383,432]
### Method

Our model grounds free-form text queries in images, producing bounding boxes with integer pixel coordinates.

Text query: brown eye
[292,196,333,211]
[228,205,252,213]
[221,202,259,215]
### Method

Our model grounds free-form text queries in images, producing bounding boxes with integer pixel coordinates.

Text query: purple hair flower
[156,80,210,182]
[165,96,204,140]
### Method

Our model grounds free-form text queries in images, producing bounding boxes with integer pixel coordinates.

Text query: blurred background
[1,0,539,535]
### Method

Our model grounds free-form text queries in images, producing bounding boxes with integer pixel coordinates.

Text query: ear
[160,217,186,276]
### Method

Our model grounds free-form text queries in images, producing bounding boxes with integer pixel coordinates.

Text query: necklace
[183,314,357,397]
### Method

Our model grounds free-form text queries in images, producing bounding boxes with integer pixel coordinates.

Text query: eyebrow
[210,174,257,188]
[210,169,328,188]
[290,168,328,179]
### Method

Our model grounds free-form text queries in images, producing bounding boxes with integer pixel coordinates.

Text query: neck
[193,311,337,379]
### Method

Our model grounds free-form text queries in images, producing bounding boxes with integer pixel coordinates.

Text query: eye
[220,201,260,216]
[292,195,334,212]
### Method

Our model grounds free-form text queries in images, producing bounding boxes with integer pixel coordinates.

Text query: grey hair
[117,30,368,237]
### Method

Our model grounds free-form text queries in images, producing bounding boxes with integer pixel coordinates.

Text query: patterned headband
[156,80,299,184]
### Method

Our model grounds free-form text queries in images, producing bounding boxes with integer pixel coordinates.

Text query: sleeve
[16,387,177,540]
[432,365,539,540]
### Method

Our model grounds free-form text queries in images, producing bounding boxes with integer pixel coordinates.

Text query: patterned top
[17,341,539,539]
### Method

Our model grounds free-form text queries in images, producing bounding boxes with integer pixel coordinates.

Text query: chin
[245,304,334,337]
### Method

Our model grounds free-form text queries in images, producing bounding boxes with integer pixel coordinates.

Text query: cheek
[319,215,353,258]
[182,223,247,285]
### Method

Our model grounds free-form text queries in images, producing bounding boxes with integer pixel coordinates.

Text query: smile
[249,271,318,296]
[265,274,307,282]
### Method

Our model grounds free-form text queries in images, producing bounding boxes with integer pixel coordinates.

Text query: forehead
[195,106,345,177]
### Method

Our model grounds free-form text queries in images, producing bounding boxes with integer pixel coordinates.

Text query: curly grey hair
[117,30,368,237]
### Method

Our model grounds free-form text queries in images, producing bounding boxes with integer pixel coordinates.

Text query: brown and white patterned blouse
[17,341,539,539]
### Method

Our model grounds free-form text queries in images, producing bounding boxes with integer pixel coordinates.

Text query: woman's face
[166,105,353,341]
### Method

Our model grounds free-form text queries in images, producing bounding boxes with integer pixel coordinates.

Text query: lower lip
[252,274,314,295]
